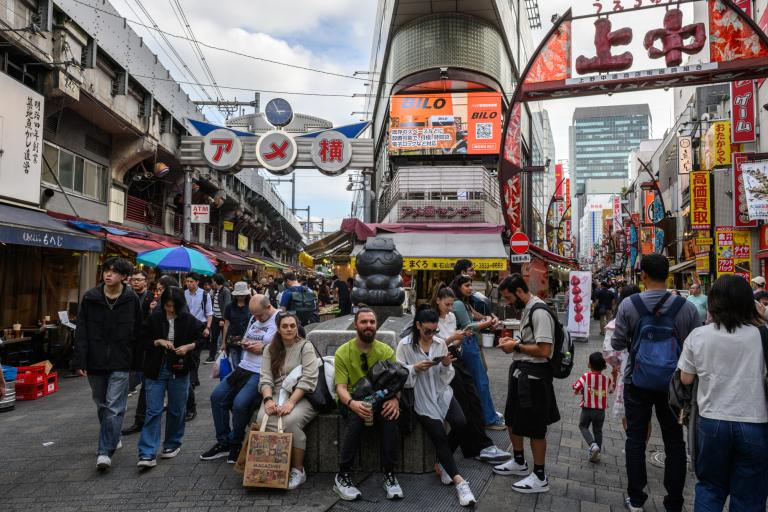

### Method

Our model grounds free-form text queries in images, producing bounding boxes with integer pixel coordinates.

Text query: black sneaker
[200,443,229,460]
[227,444,241,464]
[185,410,197,422]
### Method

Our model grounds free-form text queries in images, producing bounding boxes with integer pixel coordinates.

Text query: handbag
[242,414,293,489]
[304,340,336,412]
[219,353,232,381]
[668,368,695,425]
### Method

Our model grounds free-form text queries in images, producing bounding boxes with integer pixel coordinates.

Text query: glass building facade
[570,104,651,188]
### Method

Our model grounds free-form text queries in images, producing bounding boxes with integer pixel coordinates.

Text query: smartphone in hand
[431,356,443,364]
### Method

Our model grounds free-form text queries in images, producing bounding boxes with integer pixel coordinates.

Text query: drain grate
[326,429,512,512]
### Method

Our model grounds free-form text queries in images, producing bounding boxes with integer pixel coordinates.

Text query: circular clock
[265,98,294,128]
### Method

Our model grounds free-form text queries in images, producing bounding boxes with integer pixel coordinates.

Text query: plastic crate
[44,372,58,396]
[16,382,45,401]
[15,365,45,386]
[2,365,17,382]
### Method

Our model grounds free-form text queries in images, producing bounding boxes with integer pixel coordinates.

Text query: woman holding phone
[396,305,475,507]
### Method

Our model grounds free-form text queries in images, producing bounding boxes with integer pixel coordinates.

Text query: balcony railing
[126,195,163,228]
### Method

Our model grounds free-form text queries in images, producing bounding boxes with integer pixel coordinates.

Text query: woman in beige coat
[256,312,319,489]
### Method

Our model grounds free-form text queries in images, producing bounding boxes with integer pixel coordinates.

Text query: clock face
[265,98,294,127]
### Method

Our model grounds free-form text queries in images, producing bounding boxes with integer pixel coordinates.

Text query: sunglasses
[423,328,440,336]
[360,353,369,372]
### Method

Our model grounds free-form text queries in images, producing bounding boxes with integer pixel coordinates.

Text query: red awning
[107,234,175,254]
[341,218,504,241]
[191,244,254,270]
[529,244,578,268]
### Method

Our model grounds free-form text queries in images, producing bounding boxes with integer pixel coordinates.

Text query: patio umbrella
[136,245,216,276]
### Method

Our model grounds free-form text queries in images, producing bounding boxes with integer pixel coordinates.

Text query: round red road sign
[510,232,529,254]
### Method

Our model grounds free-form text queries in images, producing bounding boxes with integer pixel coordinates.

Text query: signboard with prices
[715,227,750,279]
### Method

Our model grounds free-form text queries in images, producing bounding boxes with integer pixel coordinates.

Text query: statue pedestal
[368,305,403,325]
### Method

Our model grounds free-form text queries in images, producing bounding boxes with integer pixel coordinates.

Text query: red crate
[44,372,58,395]
[16,366,45,386]
[16,382,45,400]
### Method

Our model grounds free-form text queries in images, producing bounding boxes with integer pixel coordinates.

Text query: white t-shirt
[239,310,279,374]
[438,312,458,340]
[678,323,768,423]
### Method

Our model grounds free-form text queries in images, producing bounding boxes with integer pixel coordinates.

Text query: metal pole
[362,168,372,223]
[183,167,193,243]
[291,173,296,213]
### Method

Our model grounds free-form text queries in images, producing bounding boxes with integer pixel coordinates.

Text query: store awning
[529,244,578,268]
[0,203,104,252]
[304,229,352,259]
[107,234,174,254]
[250,257,292,270]
[191,244,254,270]
[669,259,695,273]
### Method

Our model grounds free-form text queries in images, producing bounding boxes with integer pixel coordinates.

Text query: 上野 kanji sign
[203,129,243,172]
[191,204,210,224]
[311,130,351,176]
[510,232,529,255]
[690,171,711,230]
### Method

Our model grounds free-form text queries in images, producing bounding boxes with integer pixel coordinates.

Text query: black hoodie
[73,283,143,373]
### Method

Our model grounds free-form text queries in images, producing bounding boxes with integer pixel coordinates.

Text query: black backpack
[524,303,574,379]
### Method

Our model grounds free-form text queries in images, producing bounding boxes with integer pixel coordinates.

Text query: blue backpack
[629,293,685,391]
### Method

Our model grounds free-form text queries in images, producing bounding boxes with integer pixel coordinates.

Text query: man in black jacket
[74,257,142,471]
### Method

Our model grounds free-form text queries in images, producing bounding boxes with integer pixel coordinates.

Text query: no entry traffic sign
[510,232,529,255]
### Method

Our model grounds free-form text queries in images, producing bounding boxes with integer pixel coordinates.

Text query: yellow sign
[237,234,248,251]
[402,257,507,272]
[223,220,234,231]
[695,237,713,245]
[704,120,731,169]
[695,252,710,275]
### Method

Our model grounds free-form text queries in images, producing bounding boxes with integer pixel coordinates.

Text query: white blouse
[396,334,455,421]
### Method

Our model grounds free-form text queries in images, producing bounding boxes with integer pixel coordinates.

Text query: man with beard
[493,274,560,495]
[333,307,403,502]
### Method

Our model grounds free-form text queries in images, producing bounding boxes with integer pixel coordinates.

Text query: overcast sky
[109,0,693,229]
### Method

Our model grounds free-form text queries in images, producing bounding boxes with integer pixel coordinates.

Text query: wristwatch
[513,341,522,353]
[263,396,274,404]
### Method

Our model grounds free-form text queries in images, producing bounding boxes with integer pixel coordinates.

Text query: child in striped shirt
[572,352,614,462]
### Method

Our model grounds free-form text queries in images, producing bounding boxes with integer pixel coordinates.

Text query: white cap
[752,276,766,286]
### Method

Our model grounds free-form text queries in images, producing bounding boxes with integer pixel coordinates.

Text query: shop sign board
[388,92,502,155]
[554,164,564,199]
[400,204,482,220]
[0,71,44,206]
[567,271,592,338]
[510,254,531,264]
[696,252,710,275]
[402,257,507,272]
[760,224,768,250]
[678,136,692,175]
[237,234,248,251]
[191,204,210,224]
[310,130,352,176]
[202,129,243,172]
[0,225,103,252]
[704,121,731,169]
[731,80,755,143]
[733,229,751,281]
[741,160,768,220]
[223,220,234,231]
[612,194,622,233]
[690,171,711,230]
[716,226,734,276]
[733,152,757,227]
[256,130,298,174]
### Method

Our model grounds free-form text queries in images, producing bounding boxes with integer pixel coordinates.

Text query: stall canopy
[191,244,254,271]
[250,257,292,271]
[669,259,695,273]
[0,203,104,252]
[107,234,175,254]
[529,244,578,269]
[304,229,353,259]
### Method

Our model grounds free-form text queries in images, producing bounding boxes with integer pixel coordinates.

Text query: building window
[42,142,109,202]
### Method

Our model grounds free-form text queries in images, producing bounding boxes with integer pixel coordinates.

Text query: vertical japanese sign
[716,227,735,277]
[643,191,655,225]
[554,164,563,199]
[733,153,757,227]
[641,227,655,254]
[704,121,732,169]
[690,171,711,230]
[567,271,592,338]
[564,177,571,255]
[612,194,622,233]
[731,81,756,143]
[733,229,751,281]
[678,136,692,174]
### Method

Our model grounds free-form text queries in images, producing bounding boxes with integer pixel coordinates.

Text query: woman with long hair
[431,284,511,463]
[678,275,768,511]
[449,275,502,429]
[137,286,206,468]
[396,305,476,506]
[255,312,319,490]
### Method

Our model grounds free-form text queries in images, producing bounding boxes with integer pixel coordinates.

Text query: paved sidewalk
[0,320,695,511]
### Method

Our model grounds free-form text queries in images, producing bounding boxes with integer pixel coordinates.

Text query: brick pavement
[0,319,695,511]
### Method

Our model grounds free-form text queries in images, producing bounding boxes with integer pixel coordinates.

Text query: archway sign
[498,0,768,238]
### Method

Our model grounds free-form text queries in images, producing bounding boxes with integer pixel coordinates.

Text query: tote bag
[242,414,293,489]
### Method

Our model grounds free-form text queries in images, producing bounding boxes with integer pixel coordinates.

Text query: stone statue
[351,237,405,306]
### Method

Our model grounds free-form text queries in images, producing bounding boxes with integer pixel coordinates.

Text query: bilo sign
[388,91,502,155]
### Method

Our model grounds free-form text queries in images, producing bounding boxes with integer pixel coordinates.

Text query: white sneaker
[116,439,123,450]
[161,447,181,459]
[383,472,404,500]
[455,481,476,507]
[137,457,157,468]
[287,468,307,490]
[589,443,601,462]
[476,445,512,463]
[624,497,643,512]
[493,459,529,476]
[334,473,362,501]
[436,463,453,485]
[512,473,549,494]
[96,455,111,470]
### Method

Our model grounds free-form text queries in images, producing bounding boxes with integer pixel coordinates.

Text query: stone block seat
[300,316,436,474]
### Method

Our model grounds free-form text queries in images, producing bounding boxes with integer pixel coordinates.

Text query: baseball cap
[752,276,766,286]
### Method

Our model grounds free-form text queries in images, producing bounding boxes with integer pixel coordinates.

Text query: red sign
[761,225,768,251]
[731,80,755,143]
[510,232,530,255]
[554,164,563,199]
[733,152,757,228]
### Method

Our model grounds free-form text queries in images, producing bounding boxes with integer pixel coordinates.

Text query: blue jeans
[227,346,243,370]
[461,335,497,425]
[137,368,190,459]
[694,416,768,512]
[88,371,130,457]
[210,371,260,446]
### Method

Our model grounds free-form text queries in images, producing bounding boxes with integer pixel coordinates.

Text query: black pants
[578,408,605,447]
[186,349,200,413]
[624,383,686,511]
[450,360,494,457]
[209,319,223,358]
[134,376,146,425]
[339,404,400,473]
[417,397,467,479]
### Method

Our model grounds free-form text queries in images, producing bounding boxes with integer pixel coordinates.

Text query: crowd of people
[3,251,765,510]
